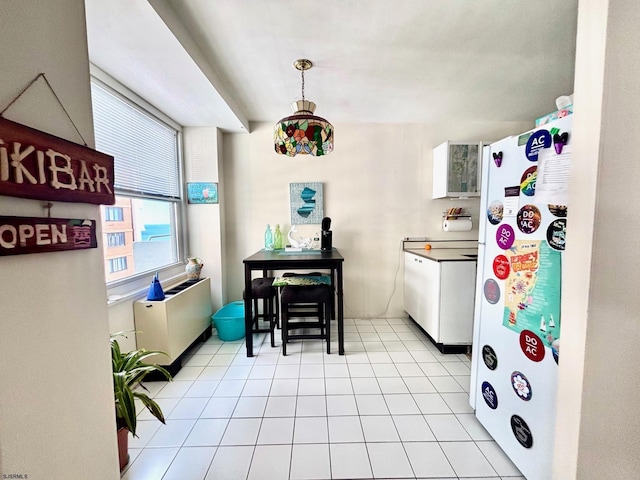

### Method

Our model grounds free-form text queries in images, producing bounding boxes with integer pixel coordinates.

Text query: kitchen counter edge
[404,247,478,262]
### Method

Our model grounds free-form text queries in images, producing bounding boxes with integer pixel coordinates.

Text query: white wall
[0,1,119,478]
[184,127,226,310]
[222,120,531,317]
[554,0,640,477]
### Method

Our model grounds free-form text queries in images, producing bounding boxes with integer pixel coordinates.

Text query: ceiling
[84,0,579,133]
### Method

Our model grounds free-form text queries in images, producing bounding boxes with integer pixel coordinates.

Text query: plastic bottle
[264,224,274,251]
[273,224,283,250]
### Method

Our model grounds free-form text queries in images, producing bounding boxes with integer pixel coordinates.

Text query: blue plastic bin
[212,301,246,341]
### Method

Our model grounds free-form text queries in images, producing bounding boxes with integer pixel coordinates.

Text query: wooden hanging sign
[0,117,115,205]
[0,215,97,256]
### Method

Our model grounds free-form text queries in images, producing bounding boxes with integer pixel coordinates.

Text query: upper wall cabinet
[432,141,483,198]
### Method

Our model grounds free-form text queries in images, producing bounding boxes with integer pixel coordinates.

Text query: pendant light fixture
[274,59,334,157]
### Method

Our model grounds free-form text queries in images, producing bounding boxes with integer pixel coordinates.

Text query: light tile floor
[123,317,525,480]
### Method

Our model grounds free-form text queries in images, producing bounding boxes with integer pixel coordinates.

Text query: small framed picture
[187,182,218,204]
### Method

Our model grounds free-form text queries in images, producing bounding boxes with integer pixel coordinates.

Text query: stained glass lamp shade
[274,60,334,157]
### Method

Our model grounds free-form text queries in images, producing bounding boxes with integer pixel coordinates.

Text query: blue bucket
[212,301,245,341]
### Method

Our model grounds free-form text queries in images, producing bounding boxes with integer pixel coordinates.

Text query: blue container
[212,301,245,341]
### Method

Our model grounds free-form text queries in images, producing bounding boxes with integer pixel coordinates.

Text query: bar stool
[243,277,278,347]
[280,273,332,356]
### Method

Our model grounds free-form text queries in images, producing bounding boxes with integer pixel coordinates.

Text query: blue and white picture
[290,182,324,224]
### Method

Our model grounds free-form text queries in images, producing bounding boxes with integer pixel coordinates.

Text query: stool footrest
[284,321,325,330]
[286,333,327,340]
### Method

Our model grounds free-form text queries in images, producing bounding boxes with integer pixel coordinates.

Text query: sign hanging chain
[0,73,88,146]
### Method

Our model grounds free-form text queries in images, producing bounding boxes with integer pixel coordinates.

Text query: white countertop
[404,247,478,262]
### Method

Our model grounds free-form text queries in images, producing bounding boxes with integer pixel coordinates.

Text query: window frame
[108,256,128,273]
[107,232,126,247]
[91,66,189,296]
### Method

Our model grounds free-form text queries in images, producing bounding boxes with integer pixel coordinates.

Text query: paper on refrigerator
[534,146,571,205]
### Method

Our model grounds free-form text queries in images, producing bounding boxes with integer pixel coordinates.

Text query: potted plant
[111,332,172,471]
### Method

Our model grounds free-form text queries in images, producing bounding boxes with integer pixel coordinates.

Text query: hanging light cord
[301,69,305,102]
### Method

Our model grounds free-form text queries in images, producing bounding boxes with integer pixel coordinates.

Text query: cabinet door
[403,253,421,320]
[439,261,477,344]
[432,141,483,198]
[421,259,441,340]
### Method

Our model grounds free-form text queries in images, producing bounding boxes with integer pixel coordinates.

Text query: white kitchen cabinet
[404,252,476,351]
[403,252,421,320]
[432,141,483,198]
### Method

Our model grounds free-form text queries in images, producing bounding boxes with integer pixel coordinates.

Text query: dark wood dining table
[243,248,345,356]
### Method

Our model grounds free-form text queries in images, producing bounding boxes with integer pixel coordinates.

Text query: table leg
[329,270,336,320]
[337,263,344,355]
[244,265,253,357]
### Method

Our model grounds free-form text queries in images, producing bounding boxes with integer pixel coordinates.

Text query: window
[107,232,126,247]
[108,256,128,273]
[91,80,184,284]
[104,207,124,222]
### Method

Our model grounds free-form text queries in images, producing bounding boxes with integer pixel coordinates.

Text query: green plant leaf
[114,372,137,435]
[111,335,172,438]
[133,391,166,424]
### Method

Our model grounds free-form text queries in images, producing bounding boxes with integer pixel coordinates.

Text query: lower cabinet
[404,252,476,349]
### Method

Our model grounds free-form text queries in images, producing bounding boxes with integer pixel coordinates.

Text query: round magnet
[525,129,551,161]
[520,166,537,197]
[482,345,498,370]
[493,255,510,280]
[487,200,504,225]
[519,330,546,362]
[511,415,533,448]
[496,224,515,250]
[546,218,566,251]
[481,381,499,409]
[511,371,532,401]
[483,278,501,304]
[517,205,541,234]
[548,204,567,217]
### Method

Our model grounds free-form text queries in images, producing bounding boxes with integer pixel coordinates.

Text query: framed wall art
[289,182,324,224]
[187,182,218,204]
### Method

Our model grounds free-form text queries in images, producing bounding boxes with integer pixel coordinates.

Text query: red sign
[519,330,545,362]
[0,215,97,256]
[0,117,115,205]
[493,255,510,280]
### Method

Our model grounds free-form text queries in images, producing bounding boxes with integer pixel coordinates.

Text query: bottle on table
[273,224,283,250]
[264,224,274,251]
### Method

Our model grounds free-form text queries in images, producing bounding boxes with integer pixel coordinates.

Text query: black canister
[321,230,332,251]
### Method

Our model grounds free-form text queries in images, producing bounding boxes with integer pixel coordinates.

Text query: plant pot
[117,427,130,471]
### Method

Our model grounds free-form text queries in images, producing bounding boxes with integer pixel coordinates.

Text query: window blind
[91,82,181,200]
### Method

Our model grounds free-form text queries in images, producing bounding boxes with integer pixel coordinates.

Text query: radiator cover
[134,277,213,366]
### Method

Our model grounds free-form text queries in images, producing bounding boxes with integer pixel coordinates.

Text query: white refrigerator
[469,115,572,480]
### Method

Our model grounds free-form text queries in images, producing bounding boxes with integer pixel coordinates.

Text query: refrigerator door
[471,116,571,480]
